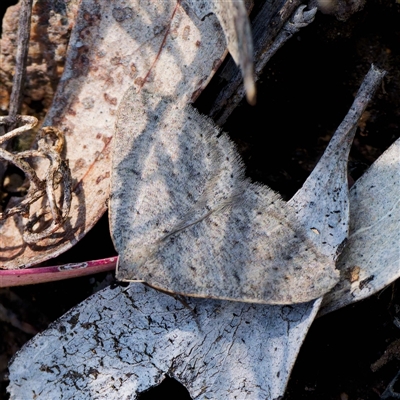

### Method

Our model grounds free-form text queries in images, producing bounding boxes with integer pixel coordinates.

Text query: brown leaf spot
[72,46,90,76]
[182,25,190,40]
[83,12,101,25]
[96,171,110,185]
[110,56,121,65]
[170,29,178,40]
[134,77,144,86]
[73,158,86,173]
[130,63,137,77]
[104,93,117,106]
[79,27,92,40]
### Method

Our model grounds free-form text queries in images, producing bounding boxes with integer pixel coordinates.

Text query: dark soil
[1,0,399,399]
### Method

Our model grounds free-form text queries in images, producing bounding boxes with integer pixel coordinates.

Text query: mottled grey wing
[110,87,338,304]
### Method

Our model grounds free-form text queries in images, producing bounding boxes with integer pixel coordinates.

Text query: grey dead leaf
[7,284,321,400]
[111,89,338,305]
[0,0,232,268]
[289,65,386,260]
[7,66,384,400]
[320,136,400,315]
[183,0,256,103]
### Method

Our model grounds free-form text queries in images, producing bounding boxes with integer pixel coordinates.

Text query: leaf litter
[0,115,72,243]
[0,0,247,269]
[183,0,256,104]
[7,65,385,399]
[2,1,396,398]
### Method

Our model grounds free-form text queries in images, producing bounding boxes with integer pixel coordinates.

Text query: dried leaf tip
[189,0,257,105]
[245,74,257,105]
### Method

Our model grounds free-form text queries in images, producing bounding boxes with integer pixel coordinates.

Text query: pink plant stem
[0,256,118,288]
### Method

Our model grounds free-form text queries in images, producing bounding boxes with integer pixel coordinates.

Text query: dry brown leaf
[1,0,233,269]
[0,0,79,116]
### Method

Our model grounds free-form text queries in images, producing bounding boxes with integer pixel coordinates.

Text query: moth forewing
[111,88,339,305]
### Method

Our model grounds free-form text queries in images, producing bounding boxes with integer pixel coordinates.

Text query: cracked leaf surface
[8,283,320,400]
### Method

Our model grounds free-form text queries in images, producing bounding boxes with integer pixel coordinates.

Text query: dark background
[1,0,400,399]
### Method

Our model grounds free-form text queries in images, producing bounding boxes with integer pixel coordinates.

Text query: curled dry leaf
[0,0,237,269]
[0,116,72,243]
[7,66,384,400]
[320,137,400,315]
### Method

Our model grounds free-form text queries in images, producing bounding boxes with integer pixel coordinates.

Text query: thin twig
[8,0,33,121]
[0,0,33,184]
[0,257,118,288]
